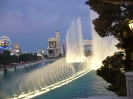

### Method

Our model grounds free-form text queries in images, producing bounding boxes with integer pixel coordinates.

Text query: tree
[0,50,11,66]
[10,55,18,63]
[58,53,63,58]
[97,52,125,83]
[97,51,126,96]
[19,53,40,62]
[44,54,48,58]
[85,0,133,72]
[86,0,133,96]
[86,0,133,39]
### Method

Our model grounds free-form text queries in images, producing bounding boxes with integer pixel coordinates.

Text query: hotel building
[10,42,21,56]
[47,31,61,57]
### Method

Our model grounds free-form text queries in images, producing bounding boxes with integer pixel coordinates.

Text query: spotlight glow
[66,17,85,63]
[9,58,91,99]
[90,10,120,70]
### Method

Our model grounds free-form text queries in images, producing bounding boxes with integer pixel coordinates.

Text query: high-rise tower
[47,31,61,57]
[56,31,60,49]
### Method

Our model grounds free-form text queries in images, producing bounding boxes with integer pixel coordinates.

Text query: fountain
[66,17,85,63]
[0,18,91,99]
[10,58,90,99]
[90,10,120,70]
[0,14,120,98]
[7,18,91,99]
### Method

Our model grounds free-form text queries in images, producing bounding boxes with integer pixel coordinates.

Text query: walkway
[77,97,133,99]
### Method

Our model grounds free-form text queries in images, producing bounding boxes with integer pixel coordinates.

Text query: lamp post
[124,20,133,97]
[129,20,133,32]
[128,20,133,69]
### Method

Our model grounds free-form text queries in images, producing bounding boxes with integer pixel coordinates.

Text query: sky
[0,0,92,53]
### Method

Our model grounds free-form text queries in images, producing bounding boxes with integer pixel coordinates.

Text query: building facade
[62,40,66,55]
[47,31,61,57]
[37,49,45,58]
[83,39,92,52]
[10,42,21,56]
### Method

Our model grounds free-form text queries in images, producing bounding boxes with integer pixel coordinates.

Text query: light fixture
[129,20,133,32]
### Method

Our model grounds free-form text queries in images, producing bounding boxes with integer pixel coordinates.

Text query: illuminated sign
[0,36,11,50]
[49,41,56,48]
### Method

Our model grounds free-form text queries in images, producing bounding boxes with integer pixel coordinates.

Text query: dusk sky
[0,0,92,53]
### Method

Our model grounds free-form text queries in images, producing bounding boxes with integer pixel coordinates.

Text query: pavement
[76,96,133,99]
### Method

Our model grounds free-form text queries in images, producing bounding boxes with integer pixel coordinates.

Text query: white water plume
[11,58,91,99]
[66,17,85,63]
[90,10,120,70]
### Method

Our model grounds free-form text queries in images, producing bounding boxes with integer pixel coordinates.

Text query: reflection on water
[0,60,116,99]
[33,70,116,99]
[0,60,53,99]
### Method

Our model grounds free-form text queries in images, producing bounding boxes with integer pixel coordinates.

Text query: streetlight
[129,20,133,32]
[128,20,133,66]
[124,20,133,97]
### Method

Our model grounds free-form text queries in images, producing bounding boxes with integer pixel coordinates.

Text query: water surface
[0,60,116,99]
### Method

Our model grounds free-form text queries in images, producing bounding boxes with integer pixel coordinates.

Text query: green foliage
[86,0,133,96]
[58,53,63,58]
[108,73,126,96]
[0,50,11,65]
[44,54,48,58]
[0,50,41,67]
[97,51,127,96]
[86,0,133,40]
[19,53,39,62]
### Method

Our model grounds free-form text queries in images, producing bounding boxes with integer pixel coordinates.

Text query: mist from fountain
[6,17,93,99]
[10,58,90,99]
[6,13,120,98]
[90,10,120,70]
[66,17,85,63]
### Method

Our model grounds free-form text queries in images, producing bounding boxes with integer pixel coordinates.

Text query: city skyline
[0,0,92,52]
